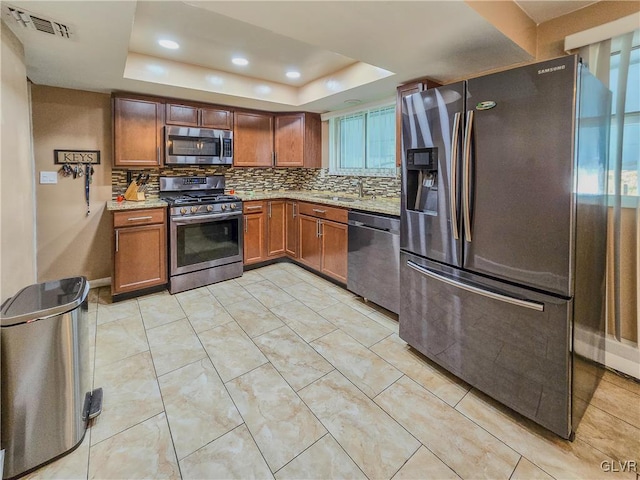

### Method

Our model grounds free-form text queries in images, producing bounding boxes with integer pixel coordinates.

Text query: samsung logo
[538,65,565,75]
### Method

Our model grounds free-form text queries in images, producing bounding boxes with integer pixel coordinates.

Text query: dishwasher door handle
[348,221,399,236]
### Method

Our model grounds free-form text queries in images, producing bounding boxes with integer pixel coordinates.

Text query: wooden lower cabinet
[298,210,348,283]
[266,200,285,258]
[298,214,322,270]
[285,200,298,258]
[112,208,167,295]
[243,202,266,265]
[320,220,348,283]
[243,198,347,284]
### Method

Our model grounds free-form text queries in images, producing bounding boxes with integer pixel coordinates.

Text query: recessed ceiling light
[158,39,179,50]
[286,71,301,79]
[232,57,249,66]
[345,99,361,105]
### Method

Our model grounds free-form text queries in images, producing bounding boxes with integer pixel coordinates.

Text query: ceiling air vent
[2,4,74,39]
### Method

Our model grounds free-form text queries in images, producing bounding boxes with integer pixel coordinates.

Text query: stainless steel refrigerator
[399,55,611,439]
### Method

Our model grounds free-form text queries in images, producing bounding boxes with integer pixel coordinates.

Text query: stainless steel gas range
[160,176,243,294]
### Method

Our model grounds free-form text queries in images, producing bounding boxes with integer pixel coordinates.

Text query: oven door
[169,211,243,276]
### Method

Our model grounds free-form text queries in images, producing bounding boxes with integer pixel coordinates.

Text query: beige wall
[1,22,37,300]
[31,86,112,283]
[537,1,640,60]
[465,1,537,58]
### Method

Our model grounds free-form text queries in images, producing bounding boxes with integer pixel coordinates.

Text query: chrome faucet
[357,177,364,198]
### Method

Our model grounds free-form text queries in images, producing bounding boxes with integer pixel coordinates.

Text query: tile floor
[25,263,640,479]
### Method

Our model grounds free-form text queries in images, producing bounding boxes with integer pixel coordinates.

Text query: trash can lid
[1,276,89,327]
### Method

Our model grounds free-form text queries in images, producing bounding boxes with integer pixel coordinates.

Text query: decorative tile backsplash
[112,167,400,199]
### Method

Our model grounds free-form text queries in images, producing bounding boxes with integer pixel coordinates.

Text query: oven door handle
[171,212,242,225]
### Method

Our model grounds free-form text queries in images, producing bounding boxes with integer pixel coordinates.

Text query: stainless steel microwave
[165,126,233,165]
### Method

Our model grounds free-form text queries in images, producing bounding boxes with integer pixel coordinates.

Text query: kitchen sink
[330,196,358,202]
[311,194,364,202]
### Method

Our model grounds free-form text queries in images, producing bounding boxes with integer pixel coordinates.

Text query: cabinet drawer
[243,201,265,214]
[113,208,166,227]
[298,202,348,224]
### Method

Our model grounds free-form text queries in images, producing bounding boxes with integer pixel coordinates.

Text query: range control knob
[206,205,214,212]
[230,203,237,210]
[221,205,227,211]
[180,208,187,215]
[191,206,198,213]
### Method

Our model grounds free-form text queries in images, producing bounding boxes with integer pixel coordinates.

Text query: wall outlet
[40,171,58,184]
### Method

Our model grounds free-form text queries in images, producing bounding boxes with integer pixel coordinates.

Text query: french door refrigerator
[399,55,611,439]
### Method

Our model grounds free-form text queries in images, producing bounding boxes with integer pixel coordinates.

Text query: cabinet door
[267,200,286,257]
[396,82,424,168]
[285,201,298,258]
[244,212,266,264]
[275,114,304,167]
[298,214,321,270]
[234,112,274,167]
[201,107,232,130]
[321,220,348,283]
[113,223,167,294]
[166,103,199,126]
[113,97,163,167]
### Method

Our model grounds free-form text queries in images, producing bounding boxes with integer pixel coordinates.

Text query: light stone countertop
[106,191,400,217]
[106,198,168,211]
[237,190,400,217]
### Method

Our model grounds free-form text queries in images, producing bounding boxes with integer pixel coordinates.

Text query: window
[328,104,396,176]
[609,36,640,197]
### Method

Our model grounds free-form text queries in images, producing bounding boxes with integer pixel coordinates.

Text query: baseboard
[88,277,111,288]
[574,325,640,379]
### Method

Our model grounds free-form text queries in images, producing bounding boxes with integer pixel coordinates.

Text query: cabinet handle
[115,230,119,252]
[157,147,160,165]
[272,152,276,166]
[316,219,320,238]
[127,216,153,221]
[293,203,297,218]
[246,206,262,211]
[312,209,326,214]
[319,221,323,237]
[268,202,272,218]
[198,109,202,126]
[244,215,247,232]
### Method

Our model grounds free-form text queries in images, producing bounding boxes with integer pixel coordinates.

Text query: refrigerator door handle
[406,260,545,312]
[462,110,474,242]
[450,112,462,240]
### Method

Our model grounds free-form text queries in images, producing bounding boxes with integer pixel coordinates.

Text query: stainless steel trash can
[1,277,91,480]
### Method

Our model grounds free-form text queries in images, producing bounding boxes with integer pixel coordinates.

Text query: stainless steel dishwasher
[347,211,400,314]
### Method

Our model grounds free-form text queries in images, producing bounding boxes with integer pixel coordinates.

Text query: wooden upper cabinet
[274,113,321,168]
[166,103,199,126]
[233,111,274,167]
[396,78,440,167]
[201,107,232,129]
[113,96,164,167]
[166,103,232,129]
